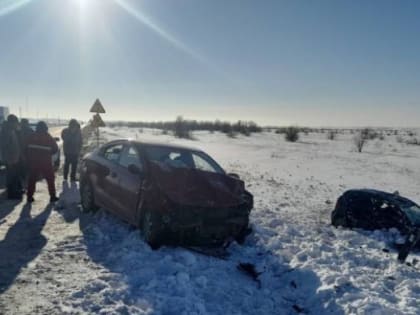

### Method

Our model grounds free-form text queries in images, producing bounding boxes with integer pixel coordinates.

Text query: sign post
[90,99,106,147]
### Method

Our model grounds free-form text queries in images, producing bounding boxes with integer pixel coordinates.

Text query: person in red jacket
[26,121,59,203]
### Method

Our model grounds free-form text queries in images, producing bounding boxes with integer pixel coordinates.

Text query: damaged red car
[80,139,253,248]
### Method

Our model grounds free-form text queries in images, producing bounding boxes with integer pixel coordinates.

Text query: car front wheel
[80,180,99,213]
[141,209,164,250]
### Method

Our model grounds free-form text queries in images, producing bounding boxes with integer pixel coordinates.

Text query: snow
[1,128,420,314]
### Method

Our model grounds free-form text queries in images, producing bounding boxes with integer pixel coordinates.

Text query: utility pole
[24,96,29,119]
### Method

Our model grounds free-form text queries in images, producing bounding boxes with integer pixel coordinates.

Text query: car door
[96,143,124,215]
[114,144,144,223]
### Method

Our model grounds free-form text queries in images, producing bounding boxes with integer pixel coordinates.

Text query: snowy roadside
[0,128,419,314]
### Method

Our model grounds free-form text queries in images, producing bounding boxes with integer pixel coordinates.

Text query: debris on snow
[237,262,263,288]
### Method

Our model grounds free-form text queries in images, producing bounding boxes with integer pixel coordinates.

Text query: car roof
[106,139,200,152]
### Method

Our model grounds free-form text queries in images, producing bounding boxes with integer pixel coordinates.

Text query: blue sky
[0,0,419,126]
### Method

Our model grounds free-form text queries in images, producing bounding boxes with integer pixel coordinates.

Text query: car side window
[103,144,123,163]
[119,145,142,169]
[192,152,219,173]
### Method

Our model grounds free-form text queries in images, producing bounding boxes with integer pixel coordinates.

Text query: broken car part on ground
[332,189,420,262]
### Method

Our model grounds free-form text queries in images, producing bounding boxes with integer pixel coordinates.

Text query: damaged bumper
[162,197,253,246]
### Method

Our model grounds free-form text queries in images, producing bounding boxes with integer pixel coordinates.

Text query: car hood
[149,162,247,208]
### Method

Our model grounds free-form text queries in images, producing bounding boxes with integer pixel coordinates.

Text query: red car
[80,139,253,248]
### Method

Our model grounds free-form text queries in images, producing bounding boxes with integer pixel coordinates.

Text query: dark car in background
[80,139,253,248]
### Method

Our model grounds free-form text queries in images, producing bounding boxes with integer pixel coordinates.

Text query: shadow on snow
[0,203,53,294]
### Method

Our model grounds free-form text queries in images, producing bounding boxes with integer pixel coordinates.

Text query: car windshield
[143,145,224,174]
[402,205,420,226]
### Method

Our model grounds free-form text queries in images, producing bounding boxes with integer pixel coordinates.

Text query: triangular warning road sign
[91,113,106,127]
[90,99,106,113]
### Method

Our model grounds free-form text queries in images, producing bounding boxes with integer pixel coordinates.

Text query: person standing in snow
[0,114,23,199]
[20,118,34,145]
[61,119,82,181]
[26,121,59,203]
[19,118,34,186]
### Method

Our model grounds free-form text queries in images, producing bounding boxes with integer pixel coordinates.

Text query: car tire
[80,180,99,213]
[141,209,163,250]
[235,226,252,245]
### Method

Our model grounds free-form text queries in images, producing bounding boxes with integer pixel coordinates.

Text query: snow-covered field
[1,128,419,315]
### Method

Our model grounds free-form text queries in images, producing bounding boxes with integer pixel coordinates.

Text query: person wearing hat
[25,121,59,203]
[61,119,82,181]
[0,114,23,199]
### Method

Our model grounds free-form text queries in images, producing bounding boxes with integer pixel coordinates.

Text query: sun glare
[113,0,209,66]
[73,0,91,12]
[0,0,33,17]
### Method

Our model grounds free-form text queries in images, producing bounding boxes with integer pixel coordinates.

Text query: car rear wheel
[80,181,99,213]
[141,209,163,250]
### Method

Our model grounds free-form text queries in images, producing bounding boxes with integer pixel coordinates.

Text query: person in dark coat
[19,118,34,186]
[61,119,82,181]
[0,115,23,199]
[26,121,59,203]
[20,119,34,145]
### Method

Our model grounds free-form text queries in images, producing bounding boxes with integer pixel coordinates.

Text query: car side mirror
[128,164,143,175]
[228,173,240,179]
[54,137,60,142]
